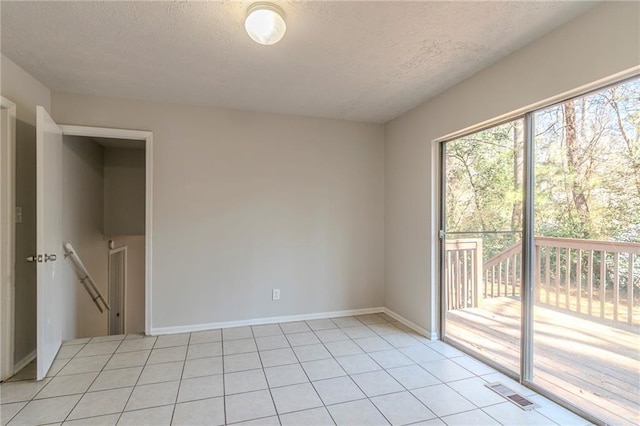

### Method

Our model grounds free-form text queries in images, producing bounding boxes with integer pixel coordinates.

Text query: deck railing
[445,237,640,327]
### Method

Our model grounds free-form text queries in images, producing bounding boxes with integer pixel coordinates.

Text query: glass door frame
[437,73,640,426]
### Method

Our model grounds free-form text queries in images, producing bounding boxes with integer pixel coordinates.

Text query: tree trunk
[564,100,590,236]
[511,121,524,231]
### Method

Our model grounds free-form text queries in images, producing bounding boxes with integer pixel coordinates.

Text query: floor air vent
[485,382,538,410]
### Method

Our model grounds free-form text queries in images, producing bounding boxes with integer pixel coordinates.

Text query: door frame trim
[0,97,17,381]
[59,125,153,335]
[108,246,127,335]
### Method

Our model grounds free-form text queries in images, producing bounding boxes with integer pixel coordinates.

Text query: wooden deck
[446,297,640,426]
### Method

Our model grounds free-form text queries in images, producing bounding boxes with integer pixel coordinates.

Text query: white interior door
[36,106,63,380]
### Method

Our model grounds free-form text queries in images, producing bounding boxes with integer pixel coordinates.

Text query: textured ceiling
[1,1,595,123]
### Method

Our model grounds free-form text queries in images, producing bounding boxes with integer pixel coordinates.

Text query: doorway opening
[2,113,153,382]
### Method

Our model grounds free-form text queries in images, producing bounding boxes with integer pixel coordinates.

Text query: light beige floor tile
[224,352,262,373]
[0,402,26,426]
[342,326,376,339]
[190,329,222,345]
[411,384,476,417]
[371,391,436,425]
[368,349,414,369]
[351,370,403,397]
[529,394,590,426]
[177,375,224,403]
[34,372,97,399]
[75,342,120,358]
[224,369,267,395]
[225,389,276,424]
[324,340,363,357]
[259,348,298,368]
[280,407,335,426]
[450,356,496,375]
[154,333,190,349]
[400,346,445,364]
[306,319,337,331]
[448,377,505,407]
[62,337,91,346]
[89,366,142,392]
[8,361,36,382]
[382,333,422,348]
[279,322,311,334]
[420,359,475,382]
[355,314,389,325]
[315,329,349,343]
[327,399,390,426]
[58,355,111,375]
[125,381,179,411]
[230,416,280,426]
[187,342,222,360]
[270,382,323,414]
[353,336,394,353]
[251,325,283,338]
[425,341,466,358]
[483,401,556,425]
[115,337,157,353]
[312,376,366,405]
[63,413,119,425]
[118,404,174,426]
[90,335,125,344]
[223,327,253,341]
[293,344,331,362]
[147,346,187,365]
[331,317,363,329]
[301,359,346,381]
[286,332,321,347]
[124,333,145,340]
[386,365,441,389]
[264,364,308,388]
[223,338,257,355]
[335,353,382,375]
[441,409,501,426]
[104,351,150,370]
[255,335,289,351]
[8,394,80,425]
[369,323,403,336]
[138,361,184,385]
[0,378,51,403]
[46,359,71,377]
[183,356,223,378]
[56,345,84,359]
[173,397,224,426]
[67,387,132,420]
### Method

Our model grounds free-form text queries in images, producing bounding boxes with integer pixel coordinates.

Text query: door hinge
[439,230,446,240]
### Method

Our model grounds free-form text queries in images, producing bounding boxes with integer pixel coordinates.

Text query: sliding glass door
[441,77,639,425]
[532,80,640,426]
[441,119,524,374]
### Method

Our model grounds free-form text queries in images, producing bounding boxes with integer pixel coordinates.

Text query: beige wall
[51,95,385,330]
[60,135,109,339]
[384,1,640,335]
[104,147,145,236]
[1,55,51,365]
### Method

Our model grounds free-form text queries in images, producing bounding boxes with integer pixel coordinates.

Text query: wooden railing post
[474,239,483,308]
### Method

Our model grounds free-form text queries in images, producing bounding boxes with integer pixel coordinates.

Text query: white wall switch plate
[272,288,281,301]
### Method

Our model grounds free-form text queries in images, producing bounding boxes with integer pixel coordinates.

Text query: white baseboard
[383,308,439,340]
[151,306,385,335]
[13,350,36,374]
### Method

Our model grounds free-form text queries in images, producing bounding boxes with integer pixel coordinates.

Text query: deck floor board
[446,297,640,426]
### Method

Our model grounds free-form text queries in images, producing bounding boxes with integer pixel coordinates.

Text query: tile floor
[1,314,590,426]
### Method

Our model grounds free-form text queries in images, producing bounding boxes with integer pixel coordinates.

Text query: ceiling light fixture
[245,3,286,46]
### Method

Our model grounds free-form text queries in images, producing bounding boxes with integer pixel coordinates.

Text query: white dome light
[245,3,286,46]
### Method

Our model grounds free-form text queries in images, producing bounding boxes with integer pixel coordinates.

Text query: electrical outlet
[272,288,281,301]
